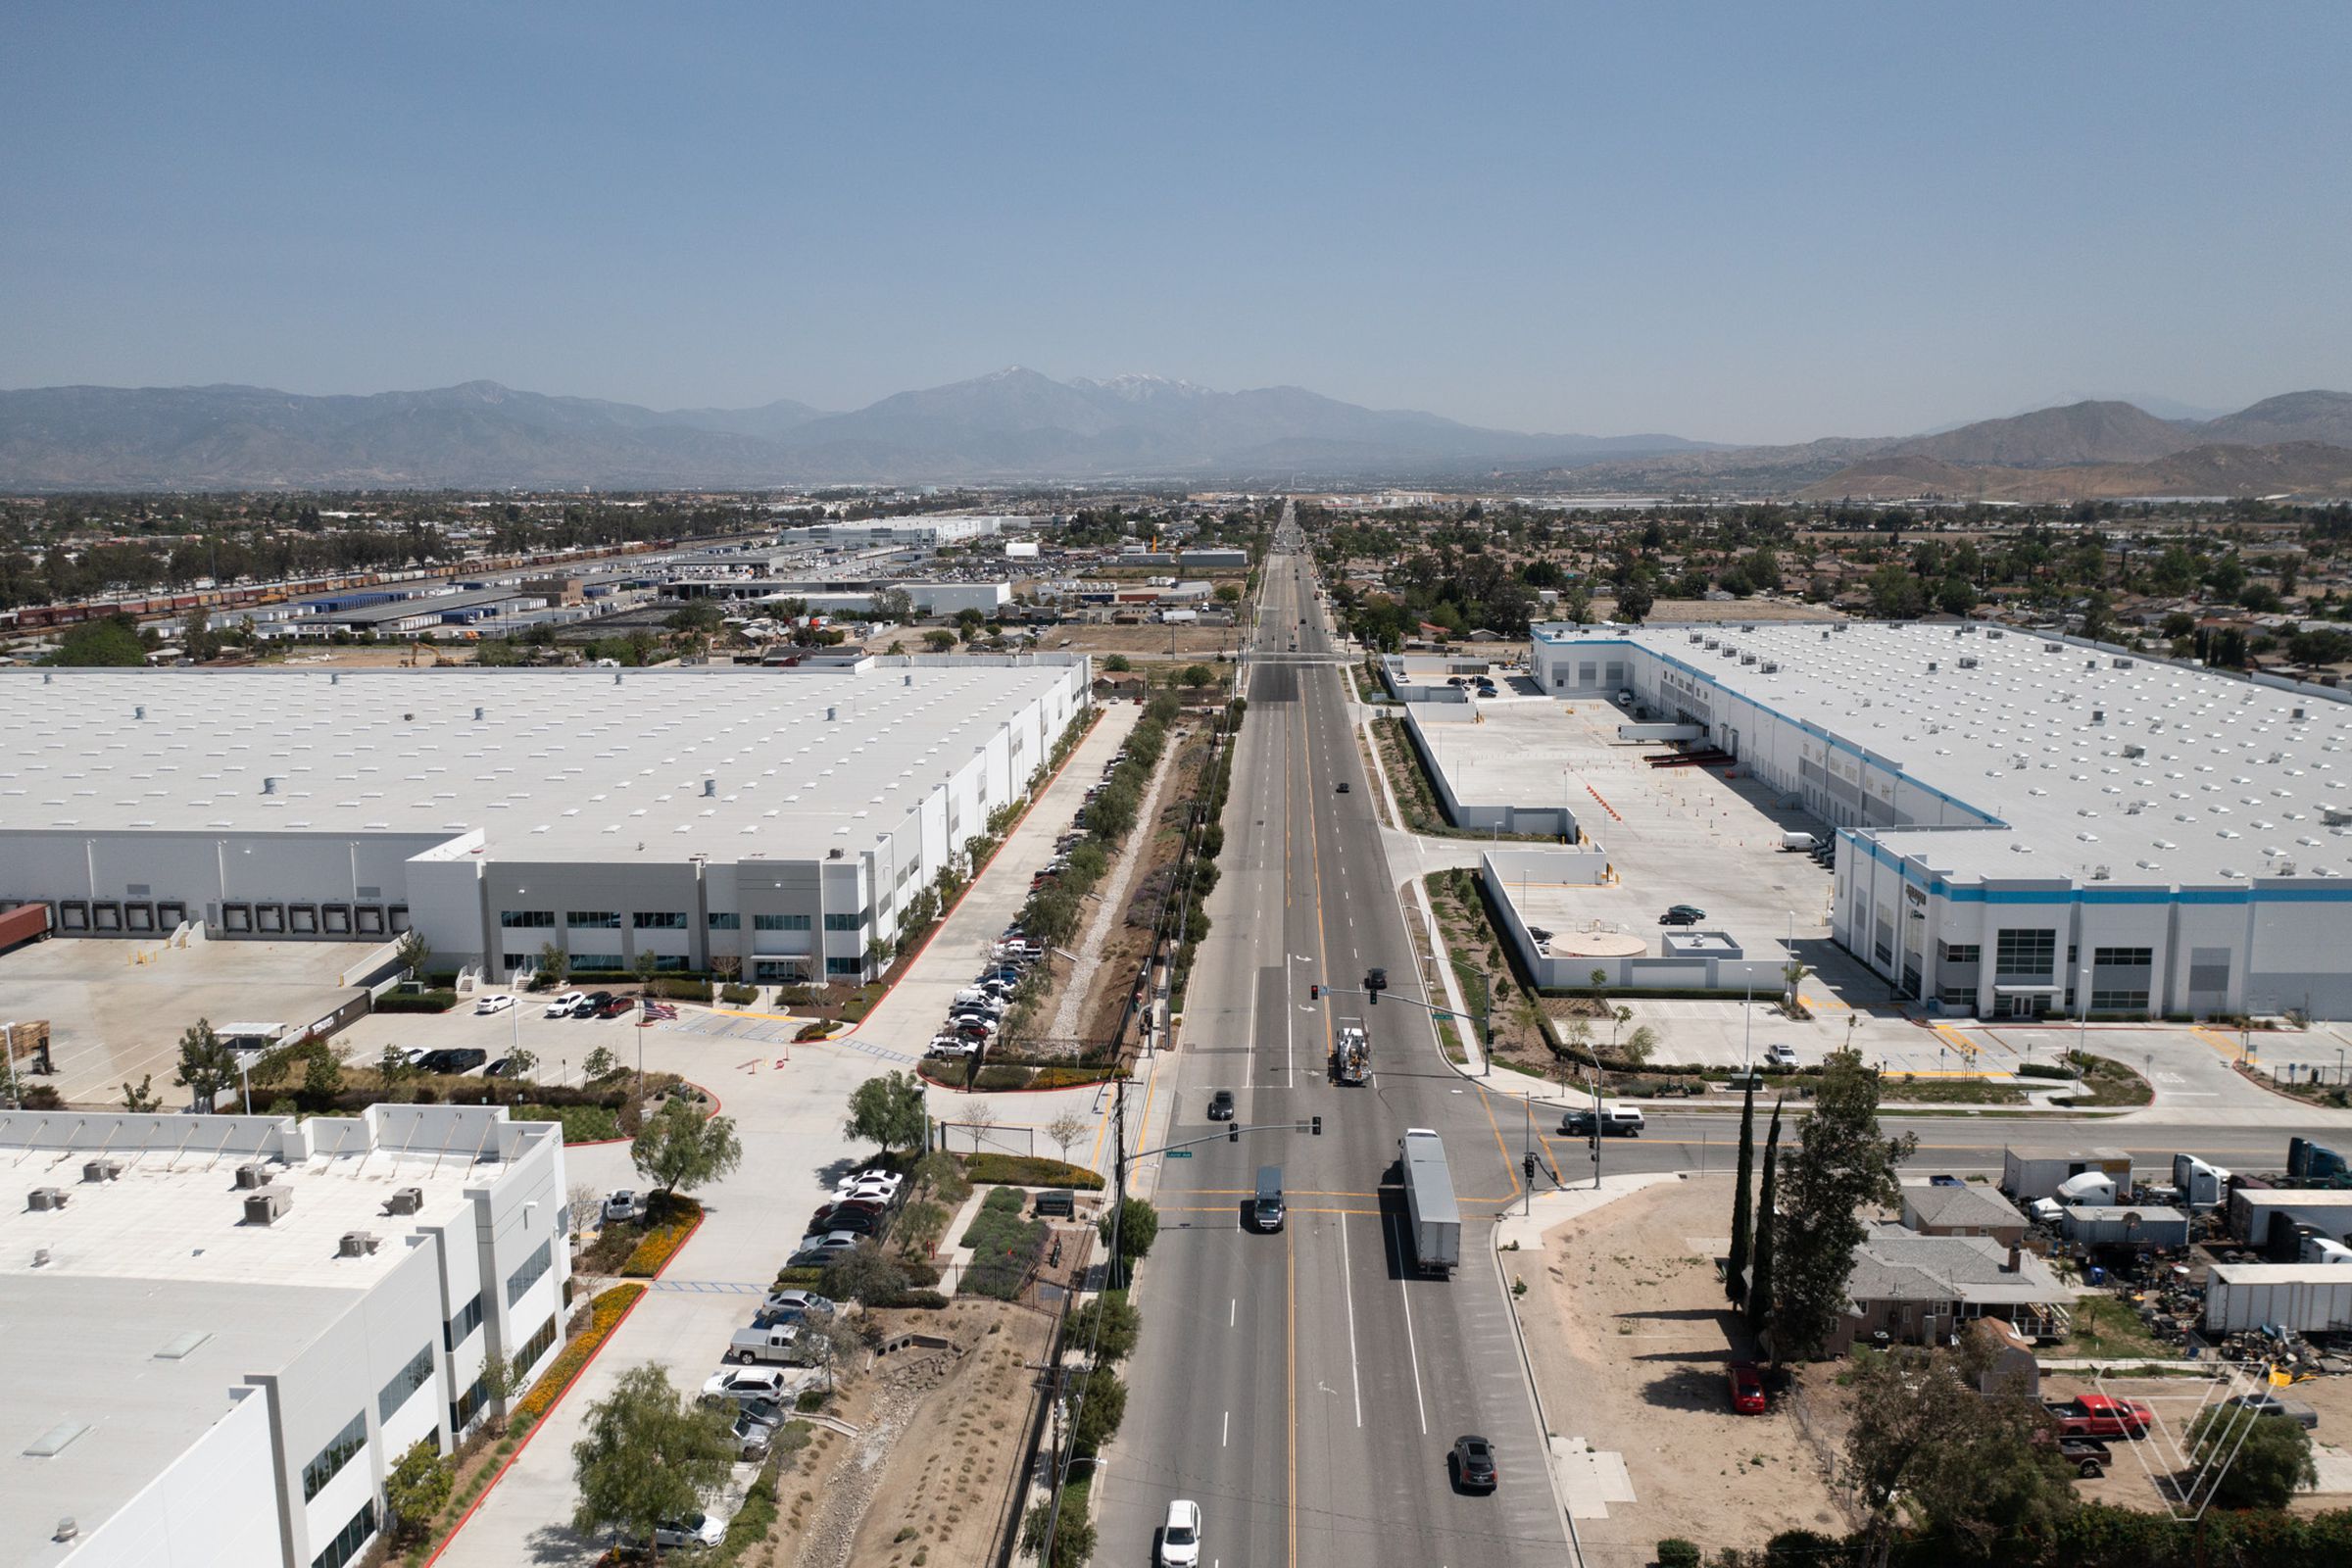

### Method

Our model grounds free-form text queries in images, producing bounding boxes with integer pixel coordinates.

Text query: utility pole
[1112,1068,1128,1207]
[1590,1061,1604,1190]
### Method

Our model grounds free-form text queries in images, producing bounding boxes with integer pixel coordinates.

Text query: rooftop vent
[1927,662,1938,673]
[474,707,485,721]
[1958,656,1980,669]
[384,1186,424,1216]
[232,1161,271,1191]
[134,705,145,720]
[243,1187,291,1225]
[827,847,845,859]
[26,1187,68,1212]
[80,1159,122,1184]
[703,778,716,798]
[337,1230,381,1258]
[261,777,280,796]
[2122,744,2146,759]
[1690,632,1705,644]
[2090,865,2111,880]
[2292,706,2307,720]
[1761,662,1780,674]
[2090,710,2106,725]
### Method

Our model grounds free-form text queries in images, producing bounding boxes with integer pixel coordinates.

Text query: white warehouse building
[1,1104,568,1568]
[1531,621,2352,1020]
[778,514,1012,550]
[0,658,1089,983]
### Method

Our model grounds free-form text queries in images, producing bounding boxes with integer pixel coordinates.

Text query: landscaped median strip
[619,1199,705,1277]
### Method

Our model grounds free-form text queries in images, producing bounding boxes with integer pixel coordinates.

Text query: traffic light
[1311,1115,1323,1137]
[1228,1123,1240,1142]
[1523,1152,1538,1184]
[1308,984,1321,1001]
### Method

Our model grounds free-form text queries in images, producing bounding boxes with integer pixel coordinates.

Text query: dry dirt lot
[2036,1368,2352,1513]
[1511,1177,1850,1555]
[821,1299,1057,1568]
[1034,623,1241,660]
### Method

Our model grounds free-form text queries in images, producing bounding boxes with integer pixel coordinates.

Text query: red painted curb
[419,1203,709,1565]
[418,1281,654,1567]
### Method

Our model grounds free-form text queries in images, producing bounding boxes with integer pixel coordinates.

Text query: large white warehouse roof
[1540,621,2352,890]
[0,661,1080,867]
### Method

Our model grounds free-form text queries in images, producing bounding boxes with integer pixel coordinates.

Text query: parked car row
[786,1167,906,1267]
[925,917,1047,1062]
[541,989,640,1019]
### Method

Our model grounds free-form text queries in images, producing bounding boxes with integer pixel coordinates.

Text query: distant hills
[1543,391,2352,500]
[0,369,1707,491]
[4,373,2347,497]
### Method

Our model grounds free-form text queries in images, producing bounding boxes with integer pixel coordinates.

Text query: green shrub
[510,1102,623,1143]
[961,1153,1104,1190]
[795,1021,832,1042]
[2016,1062,2080,1080]
[959,1195,1047,1300]
[1657,1541,1701,1568]
[973,1064,1036,1091]
[1027,1066,1116,1091]
[375,990,459,1013]
[718,983,759,1004]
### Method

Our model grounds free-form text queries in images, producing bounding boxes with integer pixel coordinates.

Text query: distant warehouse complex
[1531,621,2352,1019]
[0,657,1088,982]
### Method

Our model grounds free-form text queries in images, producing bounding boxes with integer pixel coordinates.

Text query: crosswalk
[654,1010,917,1064]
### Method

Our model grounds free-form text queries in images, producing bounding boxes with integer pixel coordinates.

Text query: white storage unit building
[2203,1263,2352,1334]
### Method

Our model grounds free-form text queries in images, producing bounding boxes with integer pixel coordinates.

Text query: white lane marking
[1222,1408,1230,1446]
[1230,1297,1236,1328]
[1341,1212,1363,1429]
[1388,1211,1430,1436]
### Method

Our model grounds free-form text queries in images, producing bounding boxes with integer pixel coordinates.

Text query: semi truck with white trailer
[2204,1264,2352,1335]
[1397,1128,1461,1277]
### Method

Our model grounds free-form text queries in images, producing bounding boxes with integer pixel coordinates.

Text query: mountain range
[2,372,2347,497]
[1529,392,2352,499]
[0,369,1704,491]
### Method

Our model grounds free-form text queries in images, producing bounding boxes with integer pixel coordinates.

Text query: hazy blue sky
[4,3,2345,443]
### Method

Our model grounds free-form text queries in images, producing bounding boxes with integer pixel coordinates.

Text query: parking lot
[0,934,372,1104]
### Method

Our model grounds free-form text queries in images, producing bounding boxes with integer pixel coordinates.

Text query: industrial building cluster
[1383,619,2352,1021]
[0,656,1090,981]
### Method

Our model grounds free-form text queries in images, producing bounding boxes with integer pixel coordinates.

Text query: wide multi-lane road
[1101,514,1575,1567]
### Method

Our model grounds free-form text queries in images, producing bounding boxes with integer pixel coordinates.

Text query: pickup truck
[728,1323,818,1367]
[2045,1395,2152,1440]
[1561,1105,1645,1138]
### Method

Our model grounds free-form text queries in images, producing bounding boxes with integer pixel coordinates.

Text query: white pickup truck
[727,1323,818,1367]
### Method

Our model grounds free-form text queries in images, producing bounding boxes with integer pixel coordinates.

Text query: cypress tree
[1745,1099,1785,1344]
[1726,1082,1756,1304]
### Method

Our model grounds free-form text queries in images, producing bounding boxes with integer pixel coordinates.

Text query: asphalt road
[1101,513,1575,1568]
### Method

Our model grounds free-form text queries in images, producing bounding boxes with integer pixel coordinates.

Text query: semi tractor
[1397,1128,1462,1277]
[1332,1022,1370,1085]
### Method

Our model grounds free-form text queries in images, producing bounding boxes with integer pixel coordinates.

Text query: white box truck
[1397,1128,1461,1277]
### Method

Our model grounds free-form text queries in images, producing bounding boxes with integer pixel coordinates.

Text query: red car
[1728,1361,1767,1414]
[593,995,638,1018]
[2045,1395,2152,1440]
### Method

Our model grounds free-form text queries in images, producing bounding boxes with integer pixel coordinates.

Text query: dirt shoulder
[1511,1177,1849,1555]
[827,1298,1058,1568]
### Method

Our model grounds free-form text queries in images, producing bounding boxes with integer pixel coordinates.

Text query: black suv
[1450,1435,1497,1492]
[571,991,614,1017]
[416,1048,487,1075]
